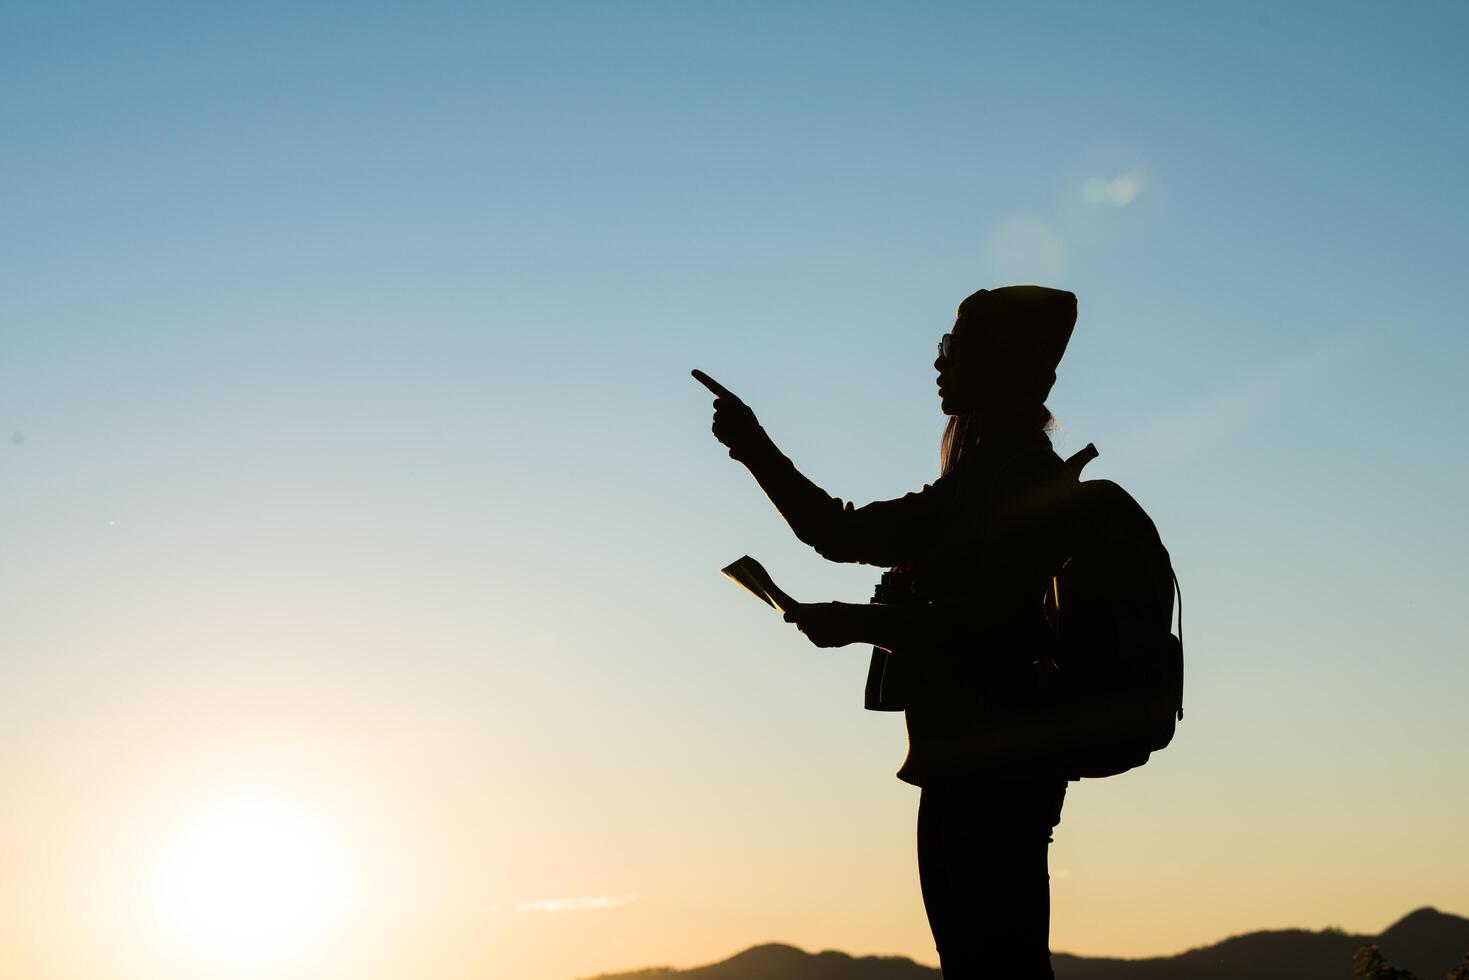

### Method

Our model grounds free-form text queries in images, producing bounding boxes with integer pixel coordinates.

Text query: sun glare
[143,789,357,970]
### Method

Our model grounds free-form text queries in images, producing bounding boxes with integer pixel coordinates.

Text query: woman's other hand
[783,602,866,648]
[692,369,772,463]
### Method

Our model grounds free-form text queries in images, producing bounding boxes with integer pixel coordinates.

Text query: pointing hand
[692,369,773,463]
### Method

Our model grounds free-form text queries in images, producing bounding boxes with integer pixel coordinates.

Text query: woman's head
[936,285,1076,471]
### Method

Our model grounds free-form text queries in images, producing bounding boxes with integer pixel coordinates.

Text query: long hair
[940,404,1056,476]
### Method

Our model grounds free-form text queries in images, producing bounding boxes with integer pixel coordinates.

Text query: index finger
[690,368,737,401]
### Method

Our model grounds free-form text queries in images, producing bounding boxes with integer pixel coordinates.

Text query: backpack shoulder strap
[1064,442,1099,481]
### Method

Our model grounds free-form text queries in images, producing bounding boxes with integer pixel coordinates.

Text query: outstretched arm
[694,369,948,566]
[784,598,1041,658]
[782,601,923,652]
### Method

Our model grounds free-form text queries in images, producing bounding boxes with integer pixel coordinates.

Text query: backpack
[1038,443,1184,778]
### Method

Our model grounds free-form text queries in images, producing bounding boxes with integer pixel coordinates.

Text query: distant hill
[581,907,1469,980]
[580,943,935,980]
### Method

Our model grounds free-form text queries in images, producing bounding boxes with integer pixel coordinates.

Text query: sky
[3,1,1468,978]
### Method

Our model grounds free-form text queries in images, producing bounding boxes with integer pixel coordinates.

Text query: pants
[917,778,1068,980]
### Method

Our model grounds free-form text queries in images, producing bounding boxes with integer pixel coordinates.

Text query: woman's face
[935,315,984,416]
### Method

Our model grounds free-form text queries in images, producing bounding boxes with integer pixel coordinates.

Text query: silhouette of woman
[696,285,1080,980]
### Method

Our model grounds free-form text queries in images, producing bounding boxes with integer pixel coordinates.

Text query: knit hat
[955,285,1077,402]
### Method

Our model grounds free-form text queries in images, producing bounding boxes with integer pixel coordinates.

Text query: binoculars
[864,568,921,712]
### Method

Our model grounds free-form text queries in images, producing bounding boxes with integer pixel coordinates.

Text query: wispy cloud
[513,894,636,913]
[1105,332,1370,476]
[1084,170,1146,206]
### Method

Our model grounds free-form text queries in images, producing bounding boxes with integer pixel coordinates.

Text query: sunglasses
[937,332,954,361]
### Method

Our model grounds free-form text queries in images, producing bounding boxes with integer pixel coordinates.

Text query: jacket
[745,429,1076,785]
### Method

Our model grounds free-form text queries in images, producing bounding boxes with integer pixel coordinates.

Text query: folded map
[720,555,798,614]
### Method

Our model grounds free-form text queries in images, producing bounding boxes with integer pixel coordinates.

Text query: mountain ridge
[581,907,1469,980]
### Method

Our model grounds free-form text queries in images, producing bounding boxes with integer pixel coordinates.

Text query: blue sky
[3,3,1467,978]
